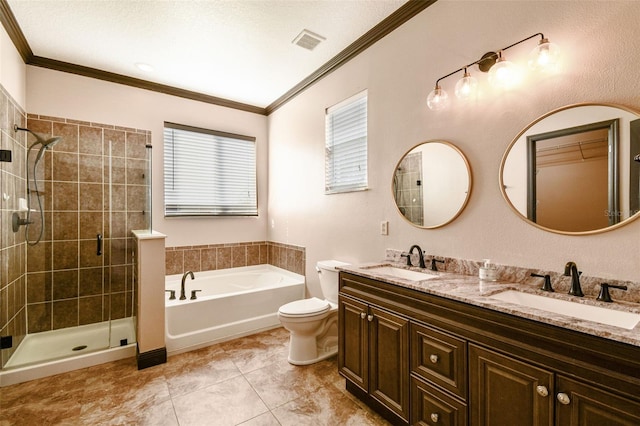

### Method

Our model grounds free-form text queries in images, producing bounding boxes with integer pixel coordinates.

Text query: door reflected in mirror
[501,103,640,234]
[393,140,472,229]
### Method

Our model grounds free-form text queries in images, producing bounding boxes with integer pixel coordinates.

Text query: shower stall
[0,112,151,381]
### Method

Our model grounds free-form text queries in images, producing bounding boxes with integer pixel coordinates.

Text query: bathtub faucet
[180,271,195,300]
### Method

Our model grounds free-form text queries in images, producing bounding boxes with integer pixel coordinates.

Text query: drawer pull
[557,392,571,405]
[430,413,439,422]
[429,354,439,364]
[360,312,366,319]
[367,314,374,322]
[536,386,549,397]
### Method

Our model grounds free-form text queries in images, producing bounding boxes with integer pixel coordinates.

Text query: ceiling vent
[292,29,326,51]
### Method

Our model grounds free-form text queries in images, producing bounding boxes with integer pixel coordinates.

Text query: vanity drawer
[410,321,467,400]
[411,376,467,426]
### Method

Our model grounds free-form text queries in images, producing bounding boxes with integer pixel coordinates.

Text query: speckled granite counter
[338,262,640,348]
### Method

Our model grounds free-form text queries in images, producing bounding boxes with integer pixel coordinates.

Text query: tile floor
[0,327,390,425]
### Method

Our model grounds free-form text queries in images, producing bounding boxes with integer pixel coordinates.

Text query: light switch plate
[380,220,389,235]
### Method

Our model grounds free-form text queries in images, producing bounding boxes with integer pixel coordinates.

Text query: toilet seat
[278,297,330,317]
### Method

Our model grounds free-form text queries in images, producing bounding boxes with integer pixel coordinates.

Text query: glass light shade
[528,38,561,73]
[427,86,449,111]
[488,56,521,89]
[454,72,478,100]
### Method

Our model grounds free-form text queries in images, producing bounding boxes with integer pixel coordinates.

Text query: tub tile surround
[0,327,389,425]
[166,241,305,276]
[340,249,640,347]
[0,84,27,368]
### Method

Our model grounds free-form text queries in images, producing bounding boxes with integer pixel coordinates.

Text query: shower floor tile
[0,327,390,425]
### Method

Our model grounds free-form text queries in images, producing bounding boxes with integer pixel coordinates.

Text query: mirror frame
[499,102,640,235]
[392,140,473,229]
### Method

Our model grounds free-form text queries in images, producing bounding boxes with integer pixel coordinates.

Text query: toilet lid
[279,297,330,316]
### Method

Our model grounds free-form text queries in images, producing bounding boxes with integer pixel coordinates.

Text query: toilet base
[287,345,337,366]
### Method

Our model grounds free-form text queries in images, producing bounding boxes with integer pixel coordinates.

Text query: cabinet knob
[367,314,374,322]
[429,354,439,364]
[536,385,549,397]
[360,312,366,319]
[430,413,439,422]
[557,392,571,405]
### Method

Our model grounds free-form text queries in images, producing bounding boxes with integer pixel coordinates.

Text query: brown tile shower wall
[0,84,28,368]
[24,114,150,334]
[165,241,305,276]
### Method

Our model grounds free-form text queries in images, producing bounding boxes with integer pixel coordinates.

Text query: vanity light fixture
[427,33,560,111]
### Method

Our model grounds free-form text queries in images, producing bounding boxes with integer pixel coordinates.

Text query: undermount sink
[366,266,439,282]
[490,290,640,330]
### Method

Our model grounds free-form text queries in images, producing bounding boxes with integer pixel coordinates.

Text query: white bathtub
[165,264,305,355]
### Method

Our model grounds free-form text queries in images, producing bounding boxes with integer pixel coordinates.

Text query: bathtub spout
[180,271,195,300]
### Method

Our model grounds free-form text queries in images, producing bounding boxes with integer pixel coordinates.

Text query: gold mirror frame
[499,102,640,235]
[392,140,472,229]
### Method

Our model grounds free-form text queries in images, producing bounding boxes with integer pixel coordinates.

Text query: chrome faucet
[563,262,584,297]
[407,245,426,268]
[180,271,195,300]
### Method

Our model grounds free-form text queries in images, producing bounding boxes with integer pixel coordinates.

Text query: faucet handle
[430,258,445,272]
[596,283,628,303]
[401,253,413,267]
[531,273,554,292]
[165,289,176,300]
[190,289,202,300]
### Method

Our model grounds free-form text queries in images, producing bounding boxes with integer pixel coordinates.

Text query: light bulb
[488,53,521,89]
[454,70,478,100]
[426,85,449,111]
[528,38,561,73]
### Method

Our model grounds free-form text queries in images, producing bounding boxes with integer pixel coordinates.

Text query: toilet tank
[316,260,349,304]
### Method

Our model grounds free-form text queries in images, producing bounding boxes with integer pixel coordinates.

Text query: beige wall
[0,25,26,107]
[25,68,269,248]
[267,1,640,298]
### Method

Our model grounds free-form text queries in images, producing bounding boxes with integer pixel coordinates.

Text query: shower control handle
[97,233,102,256]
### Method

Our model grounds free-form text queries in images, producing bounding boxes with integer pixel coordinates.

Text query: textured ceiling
[7,0,407,109]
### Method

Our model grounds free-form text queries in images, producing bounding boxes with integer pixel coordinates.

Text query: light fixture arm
[432,32,547,88]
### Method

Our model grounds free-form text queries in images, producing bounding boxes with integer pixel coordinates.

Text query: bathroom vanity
[338,265,640,426]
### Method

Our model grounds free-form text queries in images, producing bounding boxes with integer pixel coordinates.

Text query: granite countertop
[339,262,640,348]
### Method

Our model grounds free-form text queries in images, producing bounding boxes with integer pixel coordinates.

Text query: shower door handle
[97,233,102,256]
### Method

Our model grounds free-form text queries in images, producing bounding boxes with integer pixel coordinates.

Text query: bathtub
[165,264,305,355]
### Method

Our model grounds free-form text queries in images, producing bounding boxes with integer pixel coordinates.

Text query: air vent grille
[292,29,326,51]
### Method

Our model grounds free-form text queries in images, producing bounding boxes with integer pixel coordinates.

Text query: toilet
[278,260,349,365]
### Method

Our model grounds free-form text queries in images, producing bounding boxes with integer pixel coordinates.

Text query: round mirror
[393,140,472,228]
[500,103,640,235]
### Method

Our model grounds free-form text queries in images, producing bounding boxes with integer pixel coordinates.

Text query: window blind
[164,123,257,216]
[325,91,368,194]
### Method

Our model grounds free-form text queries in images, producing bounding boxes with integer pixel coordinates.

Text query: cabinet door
[369,306,410,422]
[469,344,554,426]
[556,376,640,426]
[338,295,369,392]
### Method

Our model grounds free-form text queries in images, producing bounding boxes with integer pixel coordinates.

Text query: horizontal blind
[164,124,257,216]
[325,92,368,194]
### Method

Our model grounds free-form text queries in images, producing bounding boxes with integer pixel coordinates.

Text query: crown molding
[0,0,436,116]
[28,55,267,115]
[265,0,437,114]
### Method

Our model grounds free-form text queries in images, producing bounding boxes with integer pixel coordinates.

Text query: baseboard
[136,345,167,370]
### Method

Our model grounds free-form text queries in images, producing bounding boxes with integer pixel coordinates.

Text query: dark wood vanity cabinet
[338,271,640,426]
[469,344,553,426]
[338,294,410,423]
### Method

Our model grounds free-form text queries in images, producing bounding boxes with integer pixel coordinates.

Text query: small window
[325,91,368,194]
[163,122,257,217]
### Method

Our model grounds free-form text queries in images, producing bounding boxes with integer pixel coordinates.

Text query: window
[163,122,257,216]
[325,91,368,194]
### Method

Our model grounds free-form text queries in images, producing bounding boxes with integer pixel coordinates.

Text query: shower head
[14,125,62,149]
[635,153,640,163]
